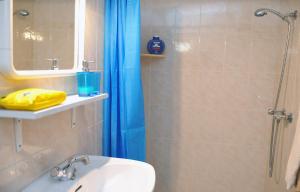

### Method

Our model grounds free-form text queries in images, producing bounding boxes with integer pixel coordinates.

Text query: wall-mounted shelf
[0,94,108,152]
[0,94,108,119]
[141,53,165,59]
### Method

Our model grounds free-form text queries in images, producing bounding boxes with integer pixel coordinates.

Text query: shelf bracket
[71,108,76,129]
[14,119,23,152]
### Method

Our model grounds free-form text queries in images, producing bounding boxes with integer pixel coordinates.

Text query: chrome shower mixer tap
[268,108,293,123]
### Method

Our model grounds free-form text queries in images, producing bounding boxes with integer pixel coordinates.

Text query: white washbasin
[23,156,155,192]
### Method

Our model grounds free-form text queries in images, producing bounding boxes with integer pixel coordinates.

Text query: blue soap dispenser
[147,36,165,55]
[76,60,101,97]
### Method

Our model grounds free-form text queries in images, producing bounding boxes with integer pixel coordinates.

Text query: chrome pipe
[274,23,292,110]
[269,118,280,177]
[269,118,276,177]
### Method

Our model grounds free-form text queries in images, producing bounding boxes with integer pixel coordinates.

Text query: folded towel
[0,88,66,111]
[286,111,300,189]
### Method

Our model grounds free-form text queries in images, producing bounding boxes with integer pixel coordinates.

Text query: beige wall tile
[0,119,16,170]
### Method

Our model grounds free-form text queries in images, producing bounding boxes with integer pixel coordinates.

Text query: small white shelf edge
[0,94,108,120]
[0,94,108,152]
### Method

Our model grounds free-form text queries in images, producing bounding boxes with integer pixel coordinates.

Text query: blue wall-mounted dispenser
[77,60,101,97]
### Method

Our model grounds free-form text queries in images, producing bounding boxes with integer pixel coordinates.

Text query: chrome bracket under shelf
[71,108,76,129]
[14,119,23,152]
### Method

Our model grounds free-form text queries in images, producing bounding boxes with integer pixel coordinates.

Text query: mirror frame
[0,0,85,79]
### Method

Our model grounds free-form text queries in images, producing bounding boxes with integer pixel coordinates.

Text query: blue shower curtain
[103,0,146,161]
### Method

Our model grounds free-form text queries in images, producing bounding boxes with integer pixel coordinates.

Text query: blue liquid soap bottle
[76,60,101,97]
[147,35,165,55]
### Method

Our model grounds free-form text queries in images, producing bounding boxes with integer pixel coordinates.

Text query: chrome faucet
[47,58,59,70]
[50,155,90,181]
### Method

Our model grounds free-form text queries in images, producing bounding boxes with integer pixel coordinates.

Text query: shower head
[16,10,30,17]
[255,8,285,20]
[254,9,268,17]
[254,8,297,24]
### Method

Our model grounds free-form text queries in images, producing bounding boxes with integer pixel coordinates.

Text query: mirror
[13,0,76,70]
[0,0,85,79]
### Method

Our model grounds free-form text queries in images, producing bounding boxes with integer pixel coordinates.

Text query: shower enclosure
[141,1,300,192]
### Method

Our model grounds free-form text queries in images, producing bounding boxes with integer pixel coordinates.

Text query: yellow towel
[0,88,66,111]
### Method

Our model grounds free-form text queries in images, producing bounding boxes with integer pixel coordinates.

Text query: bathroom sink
[23,156,155,192]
